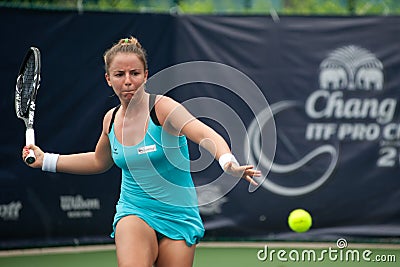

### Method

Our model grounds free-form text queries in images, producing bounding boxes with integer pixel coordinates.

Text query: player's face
[105,52,148,102]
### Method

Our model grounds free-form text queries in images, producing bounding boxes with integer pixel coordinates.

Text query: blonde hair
[103,36,148,74]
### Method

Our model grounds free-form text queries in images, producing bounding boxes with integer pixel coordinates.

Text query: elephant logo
[319,45,383,90]
[355,68,383,90]
[319,66,347,90]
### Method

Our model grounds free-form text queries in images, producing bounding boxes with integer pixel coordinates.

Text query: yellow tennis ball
[288,209,312,233]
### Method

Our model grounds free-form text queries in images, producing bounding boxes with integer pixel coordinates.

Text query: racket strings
[20,54,36,115]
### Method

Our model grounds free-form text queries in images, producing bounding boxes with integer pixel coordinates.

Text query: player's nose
[124,73,132,86]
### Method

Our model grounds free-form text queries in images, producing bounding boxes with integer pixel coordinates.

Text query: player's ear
[105,73,112,86]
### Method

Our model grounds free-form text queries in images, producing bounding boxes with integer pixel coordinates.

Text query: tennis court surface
[1,242,399,267]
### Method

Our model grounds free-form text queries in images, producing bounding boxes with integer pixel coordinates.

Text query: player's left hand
[224,162,261,186]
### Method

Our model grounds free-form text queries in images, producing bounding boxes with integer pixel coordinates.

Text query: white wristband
[218,153,239,171]
[42,153,59,173]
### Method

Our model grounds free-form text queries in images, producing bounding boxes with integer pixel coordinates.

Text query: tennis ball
[288,209,312,233]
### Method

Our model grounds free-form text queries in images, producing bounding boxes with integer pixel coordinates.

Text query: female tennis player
[22,36,260,267]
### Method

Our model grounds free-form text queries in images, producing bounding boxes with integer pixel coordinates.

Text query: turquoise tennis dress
[108,110,204,246]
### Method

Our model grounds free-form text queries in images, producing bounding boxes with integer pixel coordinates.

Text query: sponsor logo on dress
[137,144,157,154]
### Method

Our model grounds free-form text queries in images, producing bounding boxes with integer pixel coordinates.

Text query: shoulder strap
[108,105,121,133]
[149,94,161,126]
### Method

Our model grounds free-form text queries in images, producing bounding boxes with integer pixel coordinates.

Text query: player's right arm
[22,110,115,175]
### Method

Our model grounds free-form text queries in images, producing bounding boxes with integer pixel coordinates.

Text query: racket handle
[25,128,36,164]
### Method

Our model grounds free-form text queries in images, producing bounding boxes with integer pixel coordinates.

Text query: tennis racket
[15,47,41,164]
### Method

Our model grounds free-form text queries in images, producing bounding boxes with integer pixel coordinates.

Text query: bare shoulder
[153,95,186,126]
[154,95,181,113]
[154,95,179,107]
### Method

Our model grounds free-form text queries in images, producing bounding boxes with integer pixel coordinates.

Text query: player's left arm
[155,96,260,184]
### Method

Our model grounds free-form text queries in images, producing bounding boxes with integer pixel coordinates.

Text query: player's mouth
[122,89,136,98]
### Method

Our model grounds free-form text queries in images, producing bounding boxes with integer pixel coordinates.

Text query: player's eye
[131,71,140,76]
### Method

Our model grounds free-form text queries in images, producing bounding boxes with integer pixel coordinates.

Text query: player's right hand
[22,144,44,169]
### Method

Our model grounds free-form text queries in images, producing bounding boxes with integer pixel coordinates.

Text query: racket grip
[25,128,36,164]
